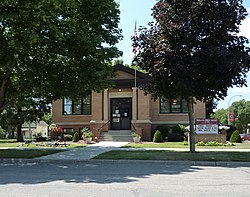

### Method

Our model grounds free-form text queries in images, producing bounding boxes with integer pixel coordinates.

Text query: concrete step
[100,130,133,142]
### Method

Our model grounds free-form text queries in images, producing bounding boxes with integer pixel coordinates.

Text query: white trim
[56,122,90,126]
[151,121,189,125]
[132,120,152,124]
[109,92,133,98]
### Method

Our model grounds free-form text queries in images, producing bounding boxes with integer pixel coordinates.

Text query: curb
[1,158,250,167]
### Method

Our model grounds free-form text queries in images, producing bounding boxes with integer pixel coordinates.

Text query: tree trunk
[187,96,195,153]
[0,70,11,113]
[16,107,24,142]
[16,123,24,142]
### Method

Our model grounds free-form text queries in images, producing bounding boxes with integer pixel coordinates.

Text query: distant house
[22,121,49,139]
[52,64,206,141]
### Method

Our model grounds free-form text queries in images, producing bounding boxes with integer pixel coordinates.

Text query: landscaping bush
[167,133,184,142]
[196,141,225,146]
[64,134,73,141]
[156,125,171,140]
[155,124,185,141]
[0,127,7,139]
[196,141,206,146]
[230,130,242,143]
[171,125,185,136]
[72,132,80,142]
[153,130,163,143]
[206,141,224,146]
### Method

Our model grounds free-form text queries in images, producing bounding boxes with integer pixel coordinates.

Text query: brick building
[52,64,206,141]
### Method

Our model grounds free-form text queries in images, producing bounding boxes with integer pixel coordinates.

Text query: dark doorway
[110,98,132,130]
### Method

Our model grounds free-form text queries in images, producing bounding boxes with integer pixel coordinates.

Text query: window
[63,94,91,115]
[160,98,188,114]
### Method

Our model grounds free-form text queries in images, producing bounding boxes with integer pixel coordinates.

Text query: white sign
[195,119,218,134]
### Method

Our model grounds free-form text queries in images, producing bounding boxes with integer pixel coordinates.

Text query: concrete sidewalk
[38,141,250,162]
[39,141,128,161]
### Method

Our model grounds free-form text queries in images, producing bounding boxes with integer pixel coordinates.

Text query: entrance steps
[99,130,133,142]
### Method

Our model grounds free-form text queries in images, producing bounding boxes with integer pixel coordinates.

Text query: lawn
[0,140,87,159]
[0,149,64,159]
[94,150,250,162]
[123,142,250,149]
[0,140,87,148]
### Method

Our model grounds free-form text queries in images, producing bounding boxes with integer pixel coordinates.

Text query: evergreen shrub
[153,130,163,143]
[72,132,80,142]
[64,134,73,141]
[230,130,242,143]
[0,127,7,139]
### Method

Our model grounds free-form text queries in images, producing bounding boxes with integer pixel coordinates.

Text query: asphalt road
[0,160,250,197]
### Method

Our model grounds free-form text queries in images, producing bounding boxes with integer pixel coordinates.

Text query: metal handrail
[131,122,137,132]
[98,120,110,132]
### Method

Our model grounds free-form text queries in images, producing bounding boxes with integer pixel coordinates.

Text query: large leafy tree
[210,108,228,125]
[0,0,122,113]
[0,96,51,140]
[135,0,250,152]
[231,100,250,133]
[211,100,250,133]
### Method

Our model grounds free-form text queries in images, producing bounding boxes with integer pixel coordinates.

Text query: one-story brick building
[52,64,206,141]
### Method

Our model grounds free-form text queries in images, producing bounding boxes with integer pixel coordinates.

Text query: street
[0,160,250,197]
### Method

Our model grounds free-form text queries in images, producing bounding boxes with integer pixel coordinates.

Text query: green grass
[95,150,250,162]
[123,142,250,149]
[124,142,187,148]
[0,149,64,159]
[0,141,87,148]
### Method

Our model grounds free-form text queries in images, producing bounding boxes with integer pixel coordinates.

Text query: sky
[115,0,250,110]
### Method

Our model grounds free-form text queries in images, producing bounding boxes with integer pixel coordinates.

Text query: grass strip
[0,142,87,148]
[94,150,250,162]
[123,142,250,149]
[0,149,64,159]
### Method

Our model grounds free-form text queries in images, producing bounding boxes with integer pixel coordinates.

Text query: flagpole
[132,20,137,133]
[133,20,137,88]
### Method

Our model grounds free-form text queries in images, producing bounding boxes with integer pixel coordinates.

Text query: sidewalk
[38,141,129,161]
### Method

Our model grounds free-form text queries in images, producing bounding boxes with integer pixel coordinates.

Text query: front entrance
[110,98,132,130]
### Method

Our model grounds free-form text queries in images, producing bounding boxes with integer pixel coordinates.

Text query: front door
[110,98,132,130]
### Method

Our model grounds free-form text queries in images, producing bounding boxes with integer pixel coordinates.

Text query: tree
[0,96,51,141]
[0,0,122,113]
[211,100,250,133]
[135,0,250,152]
[206,99,218,118]
[210,108,228,125]
[231,99,250,133]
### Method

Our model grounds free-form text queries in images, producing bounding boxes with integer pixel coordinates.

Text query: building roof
[111,64,151,88]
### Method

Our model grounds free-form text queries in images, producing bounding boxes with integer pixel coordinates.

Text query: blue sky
[115,0,250,110]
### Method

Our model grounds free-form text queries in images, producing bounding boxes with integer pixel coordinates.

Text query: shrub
[153,130,163,143]
[72,132,80,142]
[167,133,184,142]
[196,141,205,146]
[156,125,185,141]
[230,130,242,143]
[156,125,171,140]
[64,134,73,141]
[206,141,224,146]
[0,127,7,139]
[171,125,185,136]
